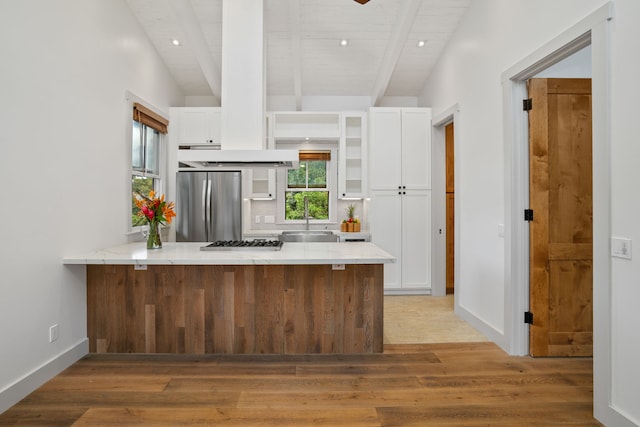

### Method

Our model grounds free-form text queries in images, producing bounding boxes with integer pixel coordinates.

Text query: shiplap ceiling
[125,0,470,106]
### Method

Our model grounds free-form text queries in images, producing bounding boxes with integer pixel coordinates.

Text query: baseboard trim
[384,288,432,296]
[455,303,509,352]
[0,338,88,414]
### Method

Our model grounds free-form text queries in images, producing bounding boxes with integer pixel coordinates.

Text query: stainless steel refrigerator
[176,171,242,242]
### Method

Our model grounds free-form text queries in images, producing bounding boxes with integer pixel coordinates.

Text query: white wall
[419,1,640,425]
[0,0,183,412]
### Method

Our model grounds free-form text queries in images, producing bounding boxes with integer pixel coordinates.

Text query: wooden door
[528,78,593,357]
[445,123,455,294]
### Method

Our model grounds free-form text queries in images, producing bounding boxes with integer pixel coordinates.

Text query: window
[283,150,332,222]
[131,102,168,228]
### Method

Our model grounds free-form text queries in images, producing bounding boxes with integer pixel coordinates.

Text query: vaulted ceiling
[125,0,470,107]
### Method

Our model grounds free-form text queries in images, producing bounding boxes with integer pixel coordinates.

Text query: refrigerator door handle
[202,177,209,241]
[205,177,212,241]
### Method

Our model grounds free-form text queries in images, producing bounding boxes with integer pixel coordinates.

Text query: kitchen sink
[278,230,339,242]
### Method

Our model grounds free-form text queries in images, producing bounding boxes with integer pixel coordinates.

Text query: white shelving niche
[339,112,367,199]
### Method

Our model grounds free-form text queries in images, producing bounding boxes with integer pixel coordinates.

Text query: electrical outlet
[134,264,147,270]
[332,264,345,270]
[264,215,275,224]
[49,324,59,343]
[255,215,261,223]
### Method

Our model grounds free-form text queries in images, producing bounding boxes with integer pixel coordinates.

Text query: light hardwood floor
[0,296,600,426]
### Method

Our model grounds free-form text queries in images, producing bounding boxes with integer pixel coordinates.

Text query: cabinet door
[369,109,401,191]
[401,108,431,190]
[178,108,221,144]
[248,168,276,199]
[369,190,402,289]
[401,190,431,289]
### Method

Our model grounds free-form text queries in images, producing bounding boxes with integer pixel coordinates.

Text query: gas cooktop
[200,240,283,251]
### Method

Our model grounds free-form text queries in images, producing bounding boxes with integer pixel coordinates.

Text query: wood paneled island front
[64,242,394,355]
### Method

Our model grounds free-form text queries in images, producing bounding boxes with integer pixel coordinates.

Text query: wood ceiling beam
[169,0,221,104]
[370,0,421,106]
[288,0,302,110]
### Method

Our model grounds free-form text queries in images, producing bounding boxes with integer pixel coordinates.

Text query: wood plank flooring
[0,342,600,426]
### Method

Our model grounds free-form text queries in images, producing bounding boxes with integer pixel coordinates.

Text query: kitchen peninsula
[64,242,394,355]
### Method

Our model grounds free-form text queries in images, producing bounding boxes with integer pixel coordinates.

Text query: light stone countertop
[63,242,395,266]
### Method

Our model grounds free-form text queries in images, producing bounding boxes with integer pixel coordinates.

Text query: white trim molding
[0,339,88,414]
[501,2,635,426]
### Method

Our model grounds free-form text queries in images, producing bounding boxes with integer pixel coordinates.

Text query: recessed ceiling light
[171,39,181,46]
[417,40,426,48]
[340,39,348,47]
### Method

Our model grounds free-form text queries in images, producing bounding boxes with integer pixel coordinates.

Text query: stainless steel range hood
[178,0,298,168]
[178,147,299,168]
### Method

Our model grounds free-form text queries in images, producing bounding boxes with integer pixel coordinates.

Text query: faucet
[304,196,310,230]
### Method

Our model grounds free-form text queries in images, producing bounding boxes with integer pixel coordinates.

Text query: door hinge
[523,98,533,111]
[524,311,534,324]
[524,209,534,221]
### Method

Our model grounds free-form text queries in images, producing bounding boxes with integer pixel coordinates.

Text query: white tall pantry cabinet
[368,108,431,293]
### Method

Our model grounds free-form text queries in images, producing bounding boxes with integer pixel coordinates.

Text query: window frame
[276,143,338,225]
[126,95,169,234]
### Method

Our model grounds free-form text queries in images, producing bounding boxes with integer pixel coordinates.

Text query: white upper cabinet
[272,112,340,141]
[339,112,367,199]
[174,107,221,145]
[369,108,431,191]
[400,109,431,190]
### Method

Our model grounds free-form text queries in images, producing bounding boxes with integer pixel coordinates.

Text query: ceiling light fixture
[171,39,181,46]
[340,39,348,47]
[417,40,425,48]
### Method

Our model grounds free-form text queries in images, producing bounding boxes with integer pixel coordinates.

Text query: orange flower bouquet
[133,190,176,249]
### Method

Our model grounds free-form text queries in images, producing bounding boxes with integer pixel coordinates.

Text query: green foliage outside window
[287,161,326,188]
[285,191,329,220]
[285,160,329,220]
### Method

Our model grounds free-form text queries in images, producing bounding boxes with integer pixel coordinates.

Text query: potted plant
[346,204,356,232]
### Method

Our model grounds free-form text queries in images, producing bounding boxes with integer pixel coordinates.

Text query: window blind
[133,102,169,134]
[298,150,331,161]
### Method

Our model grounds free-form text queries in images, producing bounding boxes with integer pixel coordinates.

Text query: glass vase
[146,221,162,249]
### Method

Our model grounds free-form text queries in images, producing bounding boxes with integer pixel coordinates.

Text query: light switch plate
[611,237,632,260]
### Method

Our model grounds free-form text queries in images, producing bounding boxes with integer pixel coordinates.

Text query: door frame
[432,104,460,298]
[501,2,628,425]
